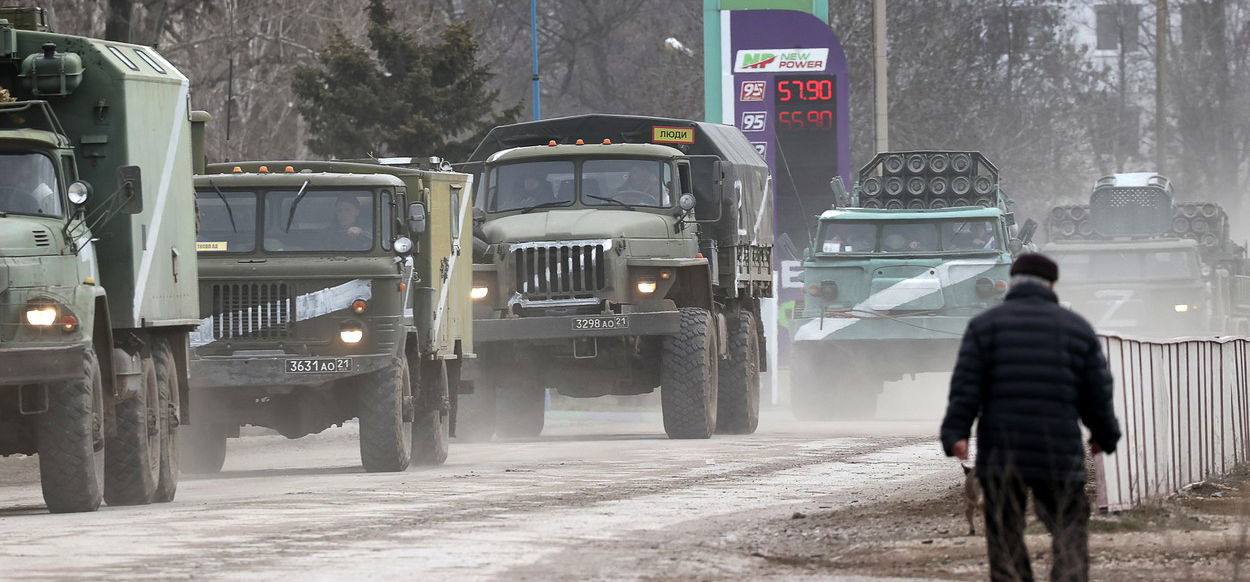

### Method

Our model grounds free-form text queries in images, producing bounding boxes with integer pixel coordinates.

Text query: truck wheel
[661,307,719,439]
[411,360,449,465]
[454,378,497,442]
[358,357,413,472]
[153,340,179,502]
[179,420,228,474]
[497,384,545,438]
[37,347,105,513]
[716,310,761,435]
[790,345,836,421]
[104,352,161,506]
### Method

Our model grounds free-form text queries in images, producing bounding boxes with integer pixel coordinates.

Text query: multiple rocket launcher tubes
[1047,201,1231,248]
[857,152,999,210]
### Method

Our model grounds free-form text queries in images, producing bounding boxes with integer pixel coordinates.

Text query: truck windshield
[263,190,375,252]
[819,219,1000,253]
[0,153,62,217]
[195,189,258,253]
[485,158,673,212]
[1053,249,1199,283]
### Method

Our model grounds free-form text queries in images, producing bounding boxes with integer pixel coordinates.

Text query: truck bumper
[0,343,86,386]
[476,310,682,342]
[189,352,396,390]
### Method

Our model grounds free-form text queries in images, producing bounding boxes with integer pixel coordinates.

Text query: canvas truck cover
[467,114,773,247]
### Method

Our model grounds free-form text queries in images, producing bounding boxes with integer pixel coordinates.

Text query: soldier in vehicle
[515,173,553,207]
[950,221,996,250]
[329,197,371,249]
[615,163,666,206]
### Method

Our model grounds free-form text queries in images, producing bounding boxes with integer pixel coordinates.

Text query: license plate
[285,358,352,374]
[572,315,630,331]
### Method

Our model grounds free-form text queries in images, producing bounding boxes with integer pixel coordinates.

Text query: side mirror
[678,193,696,212]
[408,202,427,234]
[116,165,143,214]
[1018,218,1038,246]
[67,180,91,206]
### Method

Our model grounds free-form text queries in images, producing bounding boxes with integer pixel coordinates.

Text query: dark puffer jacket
[940,282,1121,482]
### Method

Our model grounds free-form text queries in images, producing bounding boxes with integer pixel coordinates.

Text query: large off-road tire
[496,383,545,439]
[37,347,106,513]
[358,357,413,472]
[454,375,497,443]
[153,340,179,502]
[178,418,228,474]
[104,351,161,506]
[411,359,449,465]
[661,307,719,439]
[716,310,761,435]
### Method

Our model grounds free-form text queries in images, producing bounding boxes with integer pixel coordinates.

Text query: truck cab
[463,114,772,440]
[790,152,1027,419]
[184,161,474,473]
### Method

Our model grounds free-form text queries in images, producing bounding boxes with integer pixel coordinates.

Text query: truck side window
[678,162,693,196]
[381,190,393,251]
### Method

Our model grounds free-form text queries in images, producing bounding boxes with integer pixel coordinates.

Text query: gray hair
[1010,274,1053,289]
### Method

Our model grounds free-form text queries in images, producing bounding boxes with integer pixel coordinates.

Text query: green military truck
[183,159,474,473]
[1043,172,1250,337]
[790,151,1032,420]
[0,7,203,512]
[461,114,772,440]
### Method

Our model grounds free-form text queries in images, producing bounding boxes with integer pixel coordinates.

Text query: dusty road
[0,404,960,581]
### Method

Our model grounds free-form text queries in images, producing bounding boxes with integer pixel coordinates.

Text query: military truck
[0,8,203,512]
[182,159,474,473]
[1042,173,1250,337]
[790,151,1032,420]
[460,114,772,440]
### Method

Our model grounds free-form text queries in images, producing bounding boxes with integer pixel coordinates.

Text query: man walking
[940,253,1121,582]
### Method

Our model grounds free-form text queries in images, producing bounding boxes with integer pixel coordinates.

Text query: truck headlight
[471,286,490,300]
[339,325,364,344]
[636,278,657,294]
[25,306,58,327]
[1174,304,1193,313]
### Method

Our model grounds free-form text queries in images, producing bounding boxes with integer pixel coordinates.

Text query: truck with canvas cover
[460,114,772,440]
[0,7,204,512]
[1042,172,1249,337]
[790,152,1033,420]
[183,159,474,473]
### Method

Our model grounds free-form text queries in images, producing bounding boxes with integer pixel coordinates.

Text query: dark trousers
[979,474,1090,582]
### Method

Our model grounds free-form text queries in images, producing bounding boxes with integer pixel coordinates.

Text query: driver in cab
[612,164,665,206]
[329,198,371,248]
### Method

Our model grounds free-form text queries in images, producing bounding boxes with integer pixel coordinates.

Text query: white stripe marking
[190,279,373,347]
[793,259,999,341]
[132,79,190,324]
[752,174,772,245]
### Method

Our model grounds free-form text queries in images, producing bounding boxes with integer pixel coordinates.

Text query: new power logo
[733,48,830,73]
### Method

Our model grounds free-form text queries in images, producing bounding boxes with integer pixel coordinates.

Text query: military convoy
[790,152,1032,420]
[0,8,203,511]
[460,114,772,440]
[183,160,474,472]
[1043,172,1250,337]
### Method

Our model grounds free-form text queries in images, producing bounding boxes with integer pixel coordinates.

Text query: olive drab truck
[1042,172,1250,337]
[183,159,474,473]
[790,152,1033,420]
[460,114,773,440]
[0,7,203,512]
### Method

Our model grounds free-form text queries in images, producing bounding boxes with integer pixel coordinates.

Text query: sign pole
[531,0,541,120]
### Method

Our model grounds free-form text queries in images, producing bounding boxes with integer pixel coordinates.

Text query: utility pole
[1155,0,1168,172]
[873,0,888,153]
[530,0,541,120]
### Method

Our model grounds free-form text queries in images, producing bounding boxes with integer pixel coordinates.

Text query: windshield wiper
[519,200,570,214]
[284,179,312,231]
[208,180,237,233]
[585,194,635,211]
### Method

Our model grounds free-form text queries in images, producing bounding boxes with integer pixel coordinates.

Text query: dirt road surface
[0,407,962,581]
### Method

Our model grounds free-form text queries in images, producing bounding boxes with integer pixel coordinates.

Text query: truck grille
[210,282,294,340]
[512,240,609,301]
